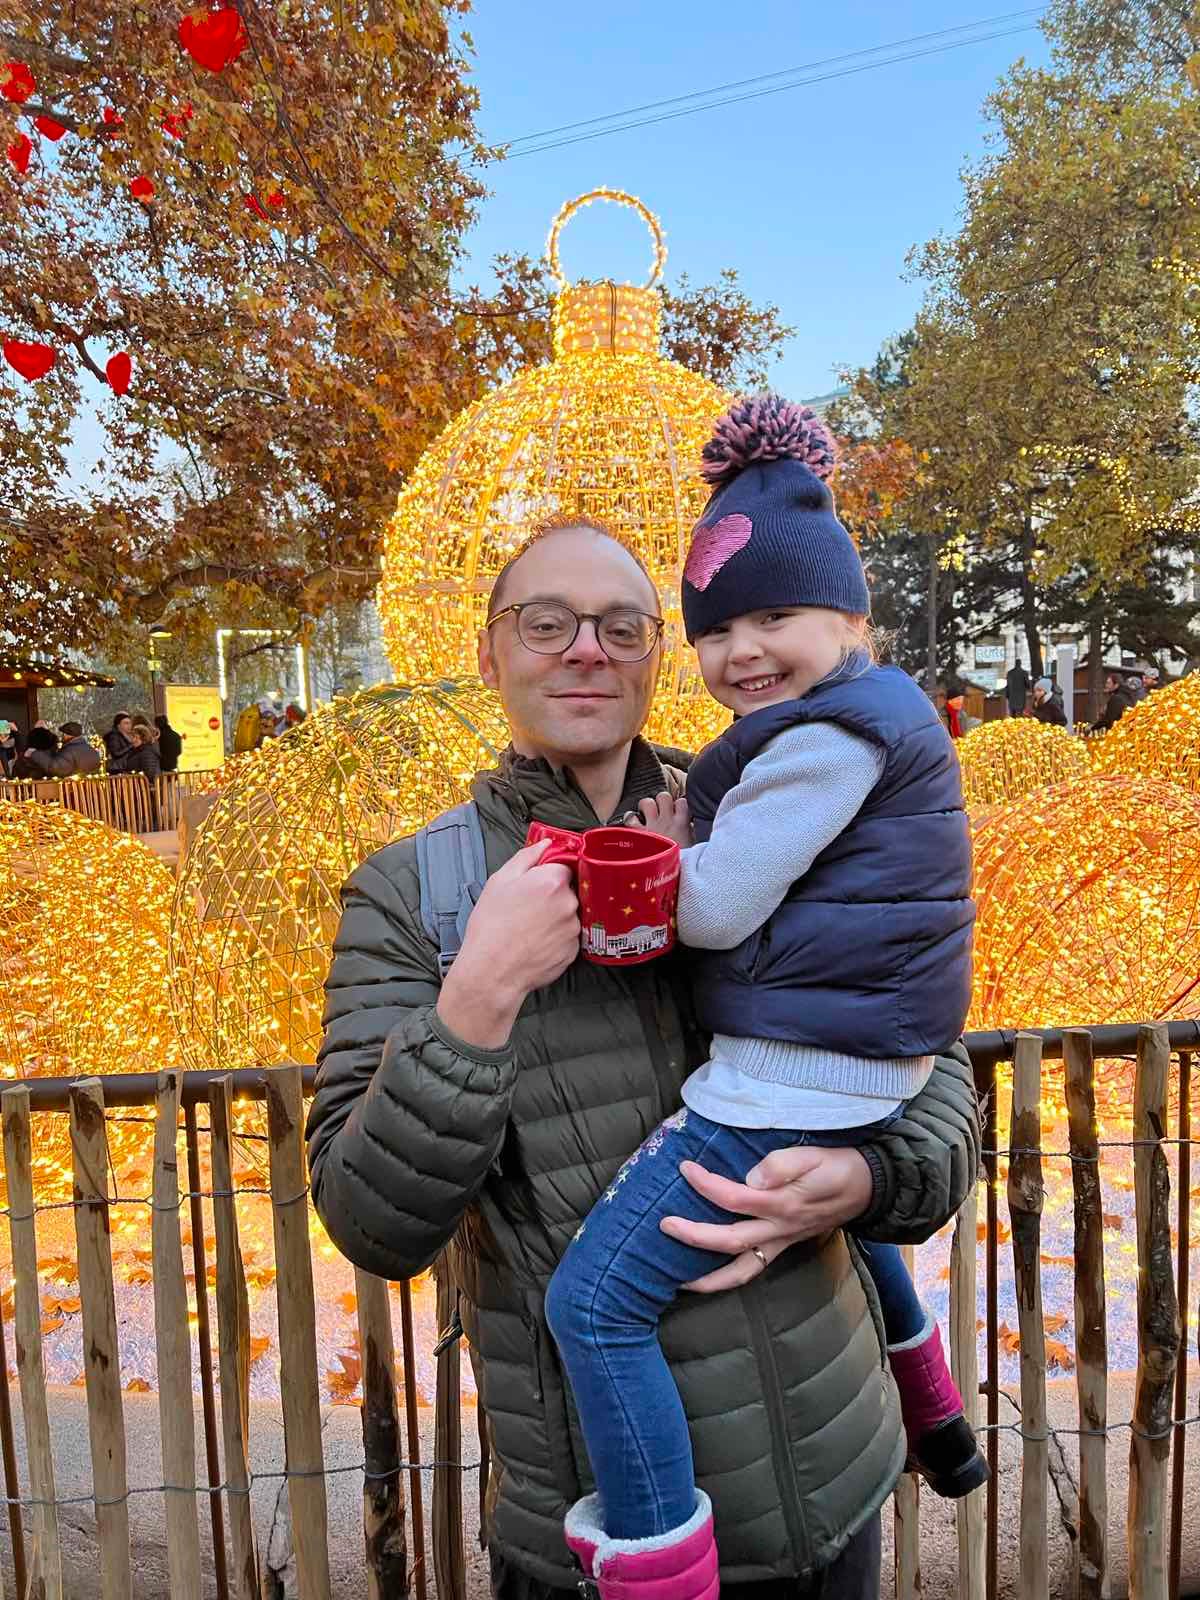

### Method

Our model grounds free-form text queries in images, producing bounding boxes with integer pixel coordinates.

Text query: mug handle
[526,821,585,868]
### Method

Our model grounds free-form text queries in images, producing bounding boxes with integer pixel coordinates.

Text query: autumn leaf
[36,1255,78,1284]
[338,1292,358,1316]
[124,1266,153,1287]
[1045,1340,1075,1374]
[1103,1213,1124,1231]
[1044,1313,1069,1336]
[42,1295,81,1319]
[326,1349,362,1403]
[40,1314,64,1336]
[248,1334,271,1367]
[998,1321,1021,1356]
[1040,1253,1074,1269]
[125,1377,152,1393]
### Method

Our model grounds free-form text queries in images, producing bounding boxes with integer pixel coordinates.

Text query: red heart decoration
[6,134,31,176]
[178,7,248,73]
[106,351,132,396]
[162,114,185,139]
[130,174,155,201]
[4,339,55,381]
[266,189,284,208]
[244,192,266,218]
[34,115,67,142]
[102,106,124,127]
[0,63,35,105]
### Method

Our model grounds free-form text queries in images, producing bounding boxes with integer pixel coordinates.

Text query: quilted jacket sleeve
[854,1042,982,1245]
[305,843,518,1282]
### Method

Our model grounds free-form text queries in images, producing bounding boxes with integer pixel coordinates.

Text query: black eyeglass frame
[486,602,666,663]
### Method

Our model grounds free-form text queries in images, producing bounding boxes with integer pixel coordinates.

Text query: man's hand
[659,1145,874,1293]
[436,839,580,1049]
[622,790,692,849]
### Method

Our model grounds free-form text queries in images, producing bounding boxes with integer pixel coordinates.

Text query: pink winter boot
[888,1315,988,1498]
[564,1490,719,1599]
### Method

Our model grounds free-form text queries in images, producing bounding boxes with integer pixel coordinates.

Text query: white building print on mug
[585,922,670,958]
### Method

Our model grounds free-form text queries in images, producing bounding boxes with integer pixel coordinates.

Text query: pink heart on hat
[684,513,753,591]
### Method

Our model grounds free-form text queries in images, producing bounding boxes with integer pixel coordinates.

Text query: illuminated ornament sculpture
[1088,673,1200,791]
[956,717,1089,811]
[170,680,509,1071]
[970,774,1200,1033]
[0,803,177,1191]
[377,189,734,751]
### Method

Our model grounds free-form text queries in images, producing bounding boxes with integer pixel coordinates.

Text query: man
[1030,677,1067,727]
[25,720,101,778]
[306,517,980,1599]
[1090,670,1137,733]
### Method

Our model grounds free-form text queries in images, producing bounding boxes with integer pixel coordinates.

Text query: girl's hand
[622,790,692,848]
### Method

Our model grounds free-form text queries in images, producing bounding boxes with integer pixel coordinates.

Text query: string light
[169,681,510,1071]
[957,717,1089,809]
[377,190,734,753]
[970,774,1200,1038]
[1089,672,1200,791]
[0,803,178,1197]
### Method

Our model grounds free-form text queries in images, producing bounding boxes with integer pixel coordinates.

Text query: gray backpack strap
[416,800,487,978]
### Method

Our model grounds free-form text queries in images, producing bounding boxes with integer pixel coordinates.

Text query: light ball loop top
[545,188,667,290]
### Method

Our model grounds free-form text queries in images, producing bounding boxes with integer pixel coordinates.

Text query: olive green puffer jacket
[306,740,981,1592]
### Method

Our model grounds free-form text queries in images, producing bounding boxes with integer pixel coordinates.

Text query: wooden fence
[0,1024,1196,1599]
[0,771,221,834]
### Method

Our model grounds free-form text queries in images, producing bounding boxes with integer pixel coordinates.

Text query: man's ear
[478,628,499,689]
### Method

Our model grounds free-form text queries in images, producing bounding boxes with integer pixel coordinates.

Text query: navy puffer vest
[685,659,974,1058]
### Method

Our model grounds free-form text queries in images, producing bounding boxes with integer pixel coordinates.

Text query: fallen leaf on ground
[248,1335,271,1367]
[1043,1313,1068,1335]
[125,1377,151,1392]
[1045,1339,1075,1373]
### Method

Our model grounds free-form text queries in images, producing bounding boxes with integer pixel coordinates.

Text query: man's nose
[561,617,608,667]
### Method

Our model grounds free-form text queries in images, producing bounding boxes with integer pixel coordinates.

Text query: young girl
[545,395,983,1599]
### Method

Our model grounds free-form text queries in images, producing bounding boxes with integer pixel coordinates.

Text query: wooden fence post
[70,1078,132,1600]
[151,1072,203,1600]
[1008,1033,1048,1600]
[1064,1027,1107,1600]
[265,1064,331,1600]
[893,1248,921,1600]
[355,1269,408,1599]
[397,1281,427,1600]
[433,1268,465,1600]
[1128,1023,1181,1600]
[2,1085,62,1600]
[210,1076,262,1600]
[949,1183,985,1600]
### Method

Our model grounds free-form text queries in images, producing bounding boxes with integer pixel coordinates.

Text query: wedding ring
[751,1247,769,1268]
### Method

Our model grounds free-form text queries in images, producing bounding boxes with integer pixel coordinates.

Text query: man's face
[478,529,662,767]
[1105,674,1120,694]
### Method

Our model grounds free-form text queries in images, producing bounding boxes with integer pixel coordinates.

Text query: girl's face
[694,607,864,716]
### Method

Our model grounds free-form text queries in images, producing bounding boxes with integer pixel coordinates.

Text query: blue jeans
[545,1107,925,1540]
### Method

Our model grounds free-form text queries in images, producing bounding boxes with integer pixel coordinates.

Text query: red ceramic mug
[526,821,680,966]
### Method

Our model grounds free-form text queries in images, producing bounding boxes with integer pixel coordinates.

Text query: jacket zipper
[743,1278,811,1576]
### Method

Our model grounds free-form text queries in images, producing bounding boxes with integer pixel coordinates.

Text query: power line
[501,12,1043,158]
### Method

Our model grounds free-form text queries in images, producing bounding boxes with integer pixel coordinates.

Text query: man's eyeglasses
[487,602,664,663]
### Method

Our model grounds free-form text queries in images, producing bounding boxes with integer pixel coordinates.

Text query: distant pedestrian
[284,701,306,729]
[1143,665,1161,693]
[155,715,183,773]
[25,721,102,778]
[1030,677,1067,727]
[1090,671,1137,734]
[127,723,162,779]
[0,722,17,778]
[13,725,59,779]
[104,712,137,774]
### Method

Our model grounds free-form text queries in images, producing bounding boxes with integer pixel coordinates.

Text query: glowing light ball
[377,189,734,753]
[957,717,1089,809]
[0,803,177,1191]
[970,774,1200,1032]
[1088,673,1200,791]
[170,679,510,1071]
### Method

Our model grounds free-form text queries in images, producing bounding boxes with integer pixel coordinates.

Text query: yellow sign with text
[163,685,225,773]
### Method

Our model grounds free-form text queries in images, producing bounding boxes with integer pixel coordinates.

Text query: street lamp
[148,629,173,711]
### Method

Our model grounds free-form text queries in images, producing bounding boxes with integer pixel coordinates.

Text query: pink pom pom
[700,393,838,488]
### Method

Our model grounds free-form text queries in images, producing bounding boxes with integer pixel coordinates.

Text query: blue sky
[458,2,1051,398]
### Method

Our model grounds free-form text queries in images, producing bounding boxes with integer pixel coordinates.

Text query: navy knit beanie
[681,394,869,642]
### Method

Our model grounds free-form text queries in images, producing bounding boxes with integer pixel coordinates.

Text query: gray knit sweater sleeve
[676,721,884,951]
